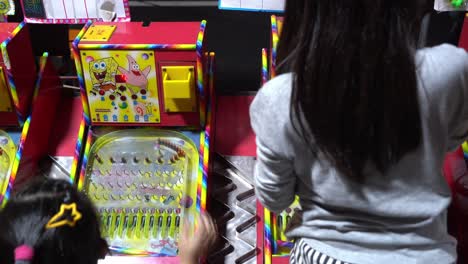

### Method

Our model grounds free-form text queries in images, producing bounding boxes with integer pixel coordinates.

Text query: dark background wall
[8,0,467,93]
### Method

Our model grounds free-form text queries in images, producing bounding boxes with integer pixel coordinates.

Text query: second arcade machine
[72,21,215,261]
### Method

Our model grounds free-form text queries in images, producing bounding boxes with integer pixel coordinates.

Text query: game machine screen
[72,21,214,262]
[0,22,36,206]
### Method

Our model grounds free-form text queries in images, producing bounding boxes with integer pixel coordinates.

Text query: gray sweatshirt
[250,44,468,264]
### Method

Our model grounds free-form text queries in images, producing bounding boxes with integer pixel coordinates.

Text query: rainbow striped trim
[197,20,208,126]
[261,47,270,260]
[78,44,197,50]
[77,130,93,191]
[262,49,268,84]
[270,15,279,79]
[33,53,49,99]
[1,22,26,124]
[263,16,281,260]
[200,52,215,211]
[72,20,93,125]
[70,119,87,184]
[109,246,172,257]
[462,142,468,160]
[0,51,50,206]
[195,21,208,213]
[0,117,30,207]
[264,208,272,264]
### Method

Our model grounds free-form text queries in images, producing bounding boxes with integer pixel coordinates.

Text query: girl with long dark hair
[251,1,467,263]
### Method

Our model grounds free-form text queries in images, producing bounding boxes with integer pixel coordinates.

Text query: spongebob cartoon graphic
[82,50,160,124]
[89,57,118,95]
[118,55,151,94]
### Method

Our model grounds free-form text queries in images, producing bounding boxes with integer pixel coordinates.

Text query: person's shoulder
[253,73,293,109]
[259,73,293,98]
[417,44,468,70]
[250,73,294,132]
[417,44,468,94]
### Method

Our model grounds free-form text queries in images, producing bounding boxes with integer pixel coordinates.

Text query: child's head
[278,0,431,180]
[0,179,107,264]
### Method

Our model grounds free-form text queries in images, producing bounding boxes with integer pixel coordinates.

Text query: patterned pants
[290,239,351,264]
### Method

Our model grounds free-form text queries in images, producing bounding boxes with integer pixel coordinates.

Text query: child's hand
[179,212,218,264]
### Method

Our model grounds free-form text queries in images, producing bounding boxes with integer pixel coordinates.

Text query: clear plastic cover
[83,128,200,256]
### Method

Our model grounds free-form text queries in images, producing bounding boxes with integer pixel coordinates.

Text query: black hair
[277,0,430,181]
[0,179,107,264]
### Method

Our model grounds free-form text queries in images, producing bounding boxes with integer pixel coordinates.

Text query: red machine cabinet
[0,22,36,127]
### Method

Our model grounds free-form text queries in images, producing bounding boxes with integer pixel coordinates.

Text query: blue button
[101,97,105,101]
[144,115,149,121]
[135,115,139,121]
[113,115,117,121]
[142,96,147,100]
[104,115,108,121]
[124,115,128,121]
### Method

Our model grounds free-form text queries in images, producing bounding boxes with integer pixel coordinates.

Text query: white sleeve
[250,81,296,214]
[444,46,468,150]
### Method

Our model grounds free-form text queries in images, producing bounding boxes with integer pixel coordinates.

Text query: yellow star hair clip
[46,203,82,229]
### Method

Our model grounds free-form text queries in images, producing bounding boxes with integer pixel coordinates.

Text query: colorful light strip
[201,52,215,211]
[262,49,273,264]
[70,119,87,183]
[33,53,49,100]
[110,246,171,257]
[264,208,272,264]
[0,117,30,207]
[77,131,93,191]
[262,49,268,84]
[72,20,93,125]
[0,51,49,206]
[197,130,205,213]
[1,22,26,124]
[263,16,282,261]
[196,20,207,213]
[197,20,208,126]
[270,15,279,79]
[272,213,278,253]
[78,44,196,50]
